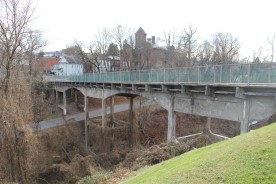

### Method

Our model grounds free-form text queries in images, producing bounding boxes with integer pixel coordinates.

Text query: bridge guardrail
[47,62,276,84]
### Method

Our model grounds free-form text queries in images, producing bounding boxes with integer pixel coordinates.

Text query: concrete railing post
[198,66,200,83]
[187,68,190,82]
[220,65,223,83]
[177,68,179,82]
[247,64,250,84]
[229,66,232,83]
[163,68,166,83]
[269,63,272,83]
[139,70,141,83]
[213,68,216,83]
[120,71,122,82]
[167,95,176,142]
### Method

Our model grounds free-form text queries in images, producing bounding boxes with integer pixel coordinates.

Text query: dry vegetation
[0,0,46,183]
[0,72,40,183]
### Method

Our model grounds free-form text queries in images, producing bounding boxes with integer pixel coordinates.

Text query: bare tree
[95,27,112,72]
[70,41,101,73]
[24,30,46,76]
[88,41,103,72]
[110,25,135,71]
[162,29,178,67]
[121,36,137,70]
[179,25,198,66]
[211,32,240,64]
[196,40,214,65]
[252,46,270,63]
[253,47,263,63]
[121,39,132,70]
[267,33,275,62]
[111,25,133,53]
[139,41,152,69]
[163,29,177,48]
[0,0,36,92]
[0,0,41,183]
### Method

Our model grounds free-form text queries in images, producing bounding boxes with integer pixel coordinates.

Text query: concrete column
[203,117,211,134]
[167,95,176,142]
[129,97,134,147]
[110,96,114,123]
[63,91,67,115]
[74,91,78,103]
[240,99,250,134]
[55,90,59,113]
[84,92,89,151]
[70,88,74,101]
[102,98,107,128]
[55,90,59,104]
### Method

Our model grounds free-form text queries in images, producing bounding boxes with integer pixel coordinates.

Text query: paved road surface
[36,100,156,131]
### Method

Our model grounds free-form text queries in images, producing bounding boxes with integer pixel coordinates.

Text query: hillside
[122,123,276,184]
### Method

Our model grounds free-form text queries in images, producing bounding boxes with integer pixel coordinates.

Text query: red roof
[35,56,60,72]
[46,57,60,70]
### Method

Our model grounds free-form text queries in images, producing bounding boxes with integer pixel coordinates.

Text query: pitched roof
[62,55,83,64]
[135,27,146,35]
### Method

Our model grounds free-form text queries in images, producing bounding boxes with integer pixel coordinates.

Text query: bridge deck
[47,63,276,86]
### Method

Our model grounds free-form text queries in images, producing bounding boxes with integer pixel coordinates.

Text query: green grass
[122,123,276,184]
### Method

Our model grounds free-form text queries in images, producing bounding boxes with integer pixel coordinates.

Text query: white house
[51,55,83,76]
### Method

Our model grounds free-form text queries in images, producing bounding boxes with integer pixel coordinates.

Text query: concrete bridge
[48,62,276,148]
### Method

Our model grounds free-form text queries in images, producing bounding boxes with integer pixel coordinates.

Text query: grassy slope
[122,123,276,184]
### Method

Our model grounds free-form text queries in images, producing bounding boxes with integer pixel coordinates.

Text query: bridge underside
[53,82,276,143]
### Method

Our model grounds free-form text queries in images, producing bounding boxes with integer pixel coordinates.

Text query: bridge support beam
[167,95,176,143]
[84,92,89,151]
[129,97,135,147]
[240,99,250,134]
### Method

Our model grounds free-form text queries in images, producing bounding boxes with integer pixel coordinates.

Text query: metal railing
[48,62,276,84]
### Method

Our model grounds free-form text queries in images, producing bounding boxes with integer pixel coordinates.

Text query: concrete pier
[167,95,176,142]
[84,91,89,151]
[128,97,135,147]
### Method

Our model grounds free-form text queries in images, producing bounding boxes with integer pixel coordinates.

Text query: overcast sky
[34,0,276,59]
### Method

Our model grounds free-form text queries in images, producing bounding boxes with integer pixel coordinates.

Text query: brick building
[121,27,167,70]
